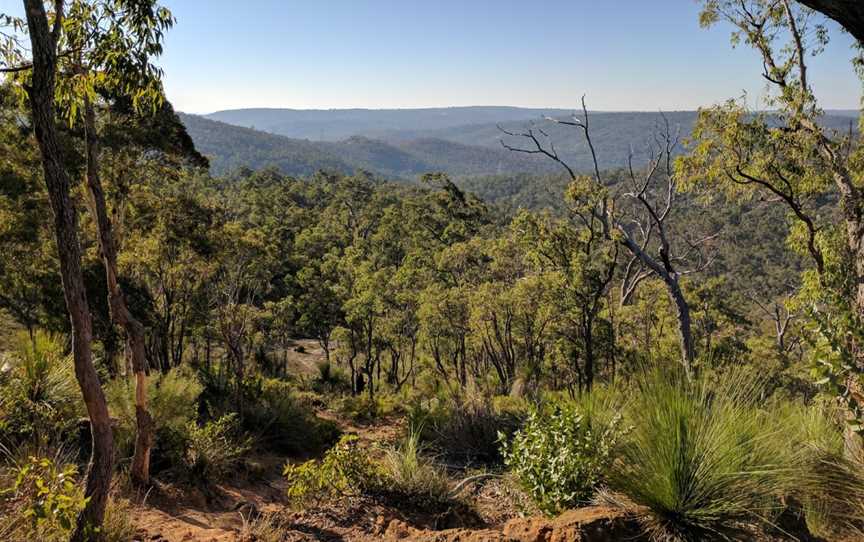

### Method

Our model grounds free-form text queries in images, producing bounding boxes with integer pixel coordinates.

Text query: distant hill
[179,113,556,178]
[205,106,574,141]
[184,107,859,179]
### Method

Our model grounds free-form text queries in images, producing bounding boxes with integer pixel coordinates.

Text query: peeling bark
[83,98,153,487]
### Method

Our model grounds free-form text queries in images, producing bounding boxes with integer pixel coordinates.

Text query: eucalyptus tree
[2,0,174,533]
[681,0,864,449]
[2,2,111,537]
[514,207,618,391]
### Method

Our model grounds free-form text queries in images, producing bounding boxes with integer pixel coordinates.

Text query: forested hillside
[3,1,864,542]
[205,106,574,141]
[190,109,858,178]
[180,113,557,178]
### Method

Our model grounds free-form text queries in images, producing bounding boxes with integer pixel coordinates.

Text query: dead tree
[82,96,154,487]
[501,100,717,377]
[752,291,801,360]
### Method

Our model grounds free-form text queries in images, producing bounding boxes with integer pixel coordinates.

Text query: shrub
[332,393,402,423]
[312,361,350,393]
[501,403,625,515]
[0,332,79,448]
[284,431,454,510]
[283,434,381,506]
[106,366,203,469]
[778,401,864,539]
[184,413,252,481]
[243,378,340,456]
[0,456,87,541]
[380,428,451,507]
[411,394,525,465]
[607,368,799,540]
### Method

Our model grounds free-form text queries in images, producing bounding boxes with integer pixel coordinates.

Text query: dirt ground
[127,405,548,542]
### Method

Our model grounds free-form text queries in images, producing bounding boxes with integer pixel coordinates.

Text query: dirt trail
[130,413,406,541]
[131,462,289,541]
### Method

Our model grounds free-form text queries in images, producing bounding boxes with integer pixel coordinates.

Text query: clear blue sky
[1,0,861,113]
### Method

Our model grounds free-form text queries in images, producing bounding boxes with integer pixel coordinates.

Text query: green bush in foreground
[0,455,136,542]
[284,431,454,510]
[0,456,86,538]
[184,413,252,481]
[608,368,800,540]
[501,403,625,515]
[283,435,380,505]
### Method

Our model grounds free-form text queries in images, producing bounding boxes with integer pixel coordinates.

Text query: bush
[607,368,800,540]
[284,431,454,510]
[332,393,402,423]
[0,456,87,541]
[0,332,79,448]
[106,366,203,469]
[184,413,252,481]
[501,403,625,515]
[283,434,381,506]
[0,454,136,542]
[410,394,525,465]
[380,428,451,507]
[243,378,340,456]
[778,401,864,539]
[312,361,350,394]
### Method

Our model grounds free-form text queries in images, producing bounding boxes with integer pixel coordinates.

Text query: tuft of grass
[410,394,525,465]
[607,367,799,541]
[184,413,252,482]
[240,511,291,542]
[0,331,79,448]
[105,365,203,467]
[780,401,864,539]
[381,427,451,506]
[102,496,138,542]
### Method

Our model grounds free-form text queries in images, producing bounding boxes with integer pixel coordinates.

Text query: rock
[382,506,644,542]
[502,506,642,542]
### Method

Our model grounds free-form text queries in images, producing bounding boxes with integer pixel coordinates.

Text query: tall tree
[62,0,173,487]
[683,0,864,452]
[4,2,114,538]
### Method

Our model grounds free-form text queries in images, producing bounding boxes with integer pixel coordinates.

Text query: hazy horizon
[196,104,862,116]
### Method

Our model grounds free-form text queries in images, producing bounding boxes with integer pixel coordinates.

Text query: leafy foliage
[183,413,252,481]
[0,457,87,539]
[501,403,625,515]
[283,435,381,506]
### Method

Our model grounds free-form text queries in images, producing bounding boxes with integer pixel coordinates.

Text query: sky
[0,0,861,113]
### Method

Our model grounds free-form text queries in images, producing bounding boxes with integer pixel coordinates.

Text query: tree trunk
[22,2,113,539]
[665,276,695,378]
[797,0,864,43]
[82,99,153,487]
